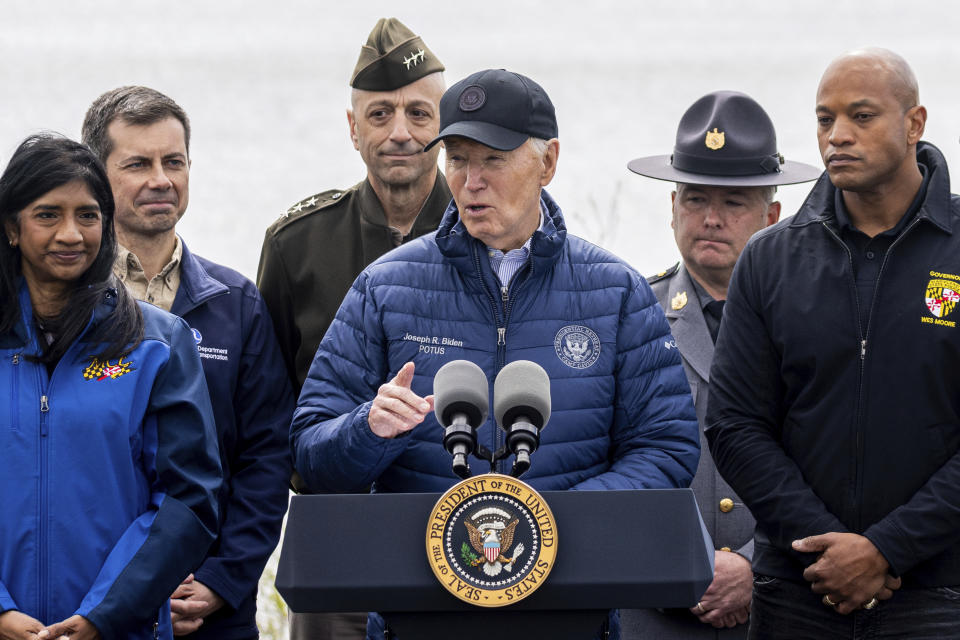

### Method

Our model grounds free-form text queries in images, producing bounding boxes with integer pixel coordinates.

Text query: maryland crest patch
[83,357,135,381]
[925,278,960,318]
[921,270,960,328]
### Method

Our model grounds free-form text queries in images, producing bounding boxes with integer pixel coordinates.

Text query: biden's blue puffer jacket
[292,190,699,495]
[0,283,222,639]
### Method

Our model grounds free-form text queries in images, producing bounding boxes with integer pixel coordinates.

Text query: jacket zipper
[472,245,505,470]
[821,216,921,529]
[11,353,20,432]
[471,245,533,472]
[494,267,533,470]
[37,367,50,623]
[35,342,76,624]
[821,222,864,523]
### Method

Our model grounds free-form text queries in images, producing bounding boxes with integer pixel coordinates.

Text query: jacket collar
[358,170,452,231]
[791,141,953,234]
[663,263,714,382]
[171,238,229,316]
[11,278,117,351]
[435,188,567,280]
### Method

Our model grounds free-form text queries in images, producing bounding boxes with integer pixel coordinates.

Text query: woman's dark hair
[0,133,142,363]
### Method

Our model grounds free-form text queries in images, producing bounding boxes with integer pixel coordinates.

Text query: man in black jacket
[707,48,960,638]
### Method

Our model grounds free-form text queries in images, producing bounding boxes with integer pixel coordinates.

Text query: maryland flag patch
[83,357,135,381]
[925,276,960,318]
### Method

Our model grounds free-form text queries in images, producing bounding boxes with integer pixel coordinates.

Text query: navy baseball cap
[424,69,558,151]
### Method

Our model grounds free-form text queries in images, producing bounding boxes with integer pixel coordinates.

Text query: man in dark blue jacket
[292,69,700,639]
[707,48,960,637]
[82,86,294,640]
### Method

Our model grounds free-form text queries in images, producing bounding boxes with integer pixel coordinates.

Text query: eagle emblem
[563,334,592,363]
[705,127,725,150]
[554,325,601,369]
[426,474,558,606]
[462,508,525,577]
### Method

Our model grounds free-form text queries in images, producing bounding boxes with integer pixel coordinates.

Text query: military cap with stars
[350,17,444,91]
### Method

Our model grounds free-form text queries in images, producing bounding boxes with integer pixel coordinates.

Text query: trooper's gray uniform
[620,261,754,638]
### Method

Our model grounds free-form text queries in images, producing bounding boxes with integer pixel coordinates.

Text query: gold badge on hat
[705,128,725,151]
[671,291,688,310]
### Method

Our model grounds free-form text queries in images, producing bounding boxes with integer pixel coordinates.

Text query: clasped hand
[793,532,901,615]
[0,611,99,640]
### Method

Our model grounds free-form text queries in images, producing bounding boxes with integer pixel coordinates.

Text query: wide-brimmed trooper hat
[628,91,821,186]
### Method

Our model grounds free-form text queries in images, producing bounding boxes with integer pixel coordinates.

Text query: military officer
[257,17,449,394]
[620,91,820,639]
[255,17,448,640]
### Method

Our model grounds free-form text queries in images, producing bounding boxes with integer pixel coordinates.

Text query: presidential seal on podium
[427,474,557,606]
[428,360,558,606]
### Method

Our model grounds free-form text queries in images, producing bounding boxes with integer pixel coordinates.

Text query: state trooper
[621,91,819,639]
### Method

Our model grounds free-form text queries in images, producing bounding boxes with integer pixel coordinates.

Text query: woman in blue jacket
[0,135,221,640]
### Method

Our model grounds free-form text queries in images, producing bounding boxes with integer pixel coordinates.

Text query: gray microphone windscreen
[493,360,551,430]
[433,360,489,427]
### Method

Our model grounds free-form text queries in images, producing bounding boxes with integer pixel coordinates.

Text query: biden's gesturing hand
[369,361,434,439]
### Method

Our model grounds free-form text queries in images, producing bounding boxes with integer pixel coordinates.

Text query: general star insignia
[403,49,425,70]
[304,196,318,207]
[671,291,688,310]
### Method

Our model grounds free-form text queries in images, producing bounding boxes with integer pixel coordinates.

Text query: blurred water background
[2,1,957,637]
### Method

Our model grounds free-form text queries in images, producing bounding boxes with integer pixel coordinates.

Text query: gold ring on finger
[822,594,838,607]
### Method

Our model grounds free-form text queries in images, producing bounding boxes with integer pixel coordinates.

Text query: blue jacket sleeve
[76,318,222,639]
[706,243,848,553]
[573,278,700,490]
[291,273,410,492]
[0,582,16,613]
[192,293,294,610]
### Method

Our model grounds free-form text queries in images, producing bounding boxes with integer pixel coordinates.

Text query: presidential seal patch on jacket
[554,325,600,369]
[426,474,557,607]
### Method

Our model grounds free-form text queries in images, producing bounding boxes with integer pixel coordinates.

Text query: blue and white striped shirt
[485,200,547,296]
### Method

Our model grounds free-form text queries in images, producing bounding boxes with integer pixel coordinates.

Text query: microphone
[494,360,551,478]
[433,360,489,479]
